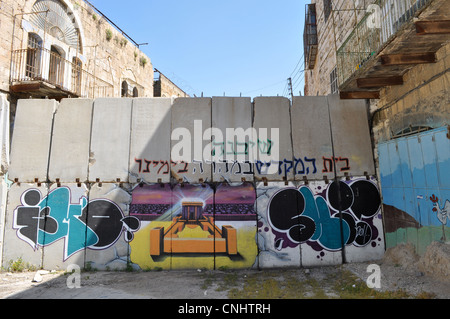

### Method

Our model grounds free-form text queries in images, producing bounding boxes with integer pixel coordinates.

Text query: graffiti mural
[257,178,383,267]
[379,127,450,254]
[129,183,257,270]
[4,97,390,269]
[13,187,140,261]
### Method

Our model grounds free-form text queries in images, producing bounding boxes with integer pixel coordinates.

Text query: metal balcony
[304,3,319,70]
[10,47,113,100]
[336,0,450,99]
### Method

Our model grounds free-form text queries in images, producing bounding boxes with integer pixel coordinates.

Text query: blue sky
[89,0,306,98]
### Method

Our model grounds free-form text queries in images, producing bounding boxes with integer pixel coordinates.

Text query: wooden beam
[416,20,450,35]
[340,91,380,100]
[380,52,437,65]
[357,76,403,88]
[10,82,41,93]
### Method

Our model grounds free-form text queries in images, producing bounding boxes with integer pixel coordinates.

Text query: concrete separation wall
[0,94,9,268]
[1,96,385,271]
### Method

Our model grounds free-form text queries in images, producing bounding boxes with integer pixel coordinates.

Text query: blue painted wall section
[378,127,450,254]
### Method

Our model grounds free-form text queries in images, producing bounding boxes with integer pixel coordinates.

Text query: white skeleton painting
[431,195,450,225]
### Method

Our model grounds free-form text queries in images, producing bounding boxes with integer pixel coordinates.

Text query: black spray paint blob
[122,216,141,242]
[350,180,381,219]
[269,189,304,231]
[327,181,354,212]
[268,188,315,244]
[80,200,140,249]
[23,189,41,206]
[19,190,58,239]
[341,212,357,245]
[327,180,381,220]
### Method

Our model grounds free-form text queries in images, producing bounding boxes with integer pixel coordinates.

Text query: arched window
[121,81,129,97]
[133,87,139,97]
[26,33,42,79]
[49,45,65,87]
[30,0,82,52]
[392,126,433,139]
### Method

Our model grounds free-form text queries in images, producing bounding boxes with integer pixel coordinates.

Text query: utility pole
[288,77,294,101]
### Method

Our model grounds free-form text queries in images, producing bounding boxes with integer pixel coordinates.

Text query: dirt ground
[1,243,450,299]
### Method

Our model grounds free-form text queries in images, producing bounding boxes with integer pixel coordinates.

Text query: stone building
[0,0,154,116]
[303,0,450,256]
[153,69,190,98]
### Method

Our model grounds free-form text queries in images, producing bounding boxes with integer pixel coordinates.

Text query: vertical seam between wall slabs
[41,100,58,268]
[127,98,134,186]
[210,98,216,270]
[170,97,175,270]
[86,100,95,185]
[288,97,302,268]
[126,98,134,263]
[251,98,259,270]
[84,98,95,267]
[45,103,56,185]
[326,96,347,264]
[251,99,260,270]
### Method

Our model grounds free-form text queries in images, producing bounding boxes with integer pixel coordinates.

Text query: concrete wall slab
[48,99,93,183]
[171,98,212,183]
[212,97,254,183]
[256,182,301,268]
[129,98,172,184]
[253,97,293,182]
[328,95,375,177]
[2,183,47,269]
[88,98,132,183]
[41,183,89,270]
[9,99,57,183]
[84,183,137,271]
[0,94,9,175]
[291,96,333,181]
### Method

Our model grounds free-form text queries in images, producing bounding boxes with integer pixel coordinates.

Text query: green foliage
[120,38,128,47]
[198,269,438,300]
[139,57,147,67]
[105,29,113,41]
[6,258,37,272]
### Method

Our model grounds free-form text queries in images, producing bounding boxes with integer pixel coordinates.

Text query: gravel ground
[1,243,449,299]
[0,261,449,299]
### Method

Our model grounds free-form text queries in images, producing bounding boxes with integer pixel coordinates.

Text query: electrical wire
[241,79,288,96]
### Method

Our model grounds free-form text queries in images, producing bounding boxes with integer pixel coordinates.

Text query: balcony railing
[337,0,431,88]
[304,3,319,69]
[10,47,113,98]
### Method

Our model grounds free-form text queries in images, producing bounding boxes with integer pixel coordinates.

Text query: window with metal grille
[392,126,432,139]
[330,67,338,94]
[26,33,43,79]
[323,0,332,23]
